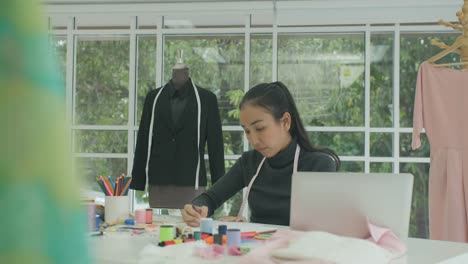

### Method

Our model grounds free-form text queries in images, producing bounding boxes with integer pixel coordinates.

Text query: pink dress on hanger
[412,61,468,242]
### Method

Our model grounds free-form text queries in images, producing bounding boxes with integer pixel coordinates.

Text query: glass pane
[212,160,242,218]
[251,34,272,86]
[370,133,393,157]
[400,162,430,239]
[309,132,364,156]
[136,35,157,125]
[51,36,66,91]
[74,130,128,153]
[75,36,129,125]
[164,14,244,28]
[223,131,244,155]
[164,35,245,126]
[76,158,127,199]
[400,32,458,127]
[400,133,430,157]
[278,33,365,127]
[340,161,364,172]
[370,162,393,173]
[134,190,149,210]
[370,33,394,127]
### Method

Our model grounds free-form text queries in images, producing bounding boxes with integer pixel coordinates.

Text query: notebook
[289,172,414,240]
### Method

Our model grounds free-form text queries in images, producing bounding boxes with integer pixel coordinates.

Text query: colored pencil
[120,177,132,196]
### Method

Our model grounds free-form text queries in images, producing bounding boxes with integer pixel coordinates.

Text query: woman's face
[239,104,292,158]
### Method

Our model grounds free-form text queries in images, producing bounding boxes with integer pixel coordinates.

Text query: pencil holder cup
[104,196,130,223]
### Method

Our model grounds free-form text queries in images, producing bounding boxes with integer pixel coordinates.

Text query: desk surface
[89,217,468,264]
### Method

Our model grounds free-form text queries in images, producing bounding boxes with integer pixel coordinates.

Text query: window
[48,11,454,239]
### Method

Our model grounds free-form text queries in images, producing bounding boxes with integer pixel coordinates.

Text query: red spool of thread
[146,209,153,224]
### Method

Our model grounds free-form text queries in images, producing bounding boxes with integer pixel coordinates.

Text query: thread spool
[124,218,135,225]
[86,203,96,231]
[146,209,153,224]
[193,231,201,240]
[226,229,241,248]
[200,218,213,234]
[218,224,227,235]
[135,209,146,224]
[159,225,175,242]
[95,215,100,230]
[213,234,223,245]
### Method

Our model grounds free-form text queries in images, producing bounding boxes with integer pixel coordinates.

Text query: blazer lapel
[155,86,175,133]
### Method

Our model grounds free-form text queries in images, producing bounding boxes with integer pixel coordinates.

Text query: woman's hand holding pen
[182,204,208,227]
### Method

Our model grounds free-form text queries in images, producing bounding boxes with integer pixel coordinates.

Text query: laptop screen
[289,172,413,240]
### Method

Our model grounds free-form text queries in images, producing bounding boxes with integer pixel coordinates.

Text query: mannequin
[169,58,190,128]
[171,62,189,89]
[130,50,225,214]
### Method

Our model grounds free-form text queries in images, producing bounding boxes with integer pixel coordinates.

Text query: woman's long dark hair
[239,81,340,169]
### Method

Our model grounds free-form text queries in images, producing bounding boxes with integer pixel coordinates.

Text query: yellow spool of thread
[159,225,175,242]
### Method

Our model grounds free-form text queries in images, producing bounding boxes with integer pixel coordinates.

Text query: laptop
[289,172,414,240]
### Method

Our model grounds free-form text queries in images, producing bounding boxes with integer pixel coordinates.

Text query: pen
[192,204,200,212]
[258,229,277,234]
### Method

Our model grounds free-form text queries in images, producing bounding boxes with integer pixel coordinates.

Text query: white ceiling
[43,0,464,25]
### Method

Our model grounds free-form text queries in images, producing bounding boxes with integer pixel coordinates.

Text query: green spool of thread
[159,225,175,242]
[194,231,201,240]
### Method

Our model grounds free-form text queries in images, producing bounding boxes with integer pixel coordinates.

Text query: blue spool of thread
[226,228,241,248]
[95,215,100,230]
[218,224,227,235]
[194,231,201,240]
[200,218,213,234]
[124,218,135,225]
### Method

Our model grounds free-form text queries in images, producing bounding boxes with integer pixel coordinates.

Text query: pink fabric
[227,245,243,256]
[239,223,405,264]
[367,220,406,255]
[238,231,291,264]
[195,244,224,259]
[412,62,468,242]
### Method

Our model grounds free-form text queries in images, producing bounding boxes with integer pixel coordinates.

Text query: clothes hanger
[426,0,468,69]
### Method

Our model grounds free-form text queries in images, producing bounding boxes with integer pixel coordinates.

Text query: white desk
[89,218,468,264]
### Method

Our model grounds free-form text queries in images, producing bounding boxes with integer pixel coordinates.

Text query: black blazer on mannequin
[130,79,225,190]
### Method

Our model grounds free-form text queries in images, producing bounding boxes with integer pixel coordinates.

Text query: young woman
[182,81,340,227]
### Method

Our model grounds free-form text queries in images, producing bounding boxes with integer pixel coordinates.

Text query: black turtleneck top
[192,138,337,226]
